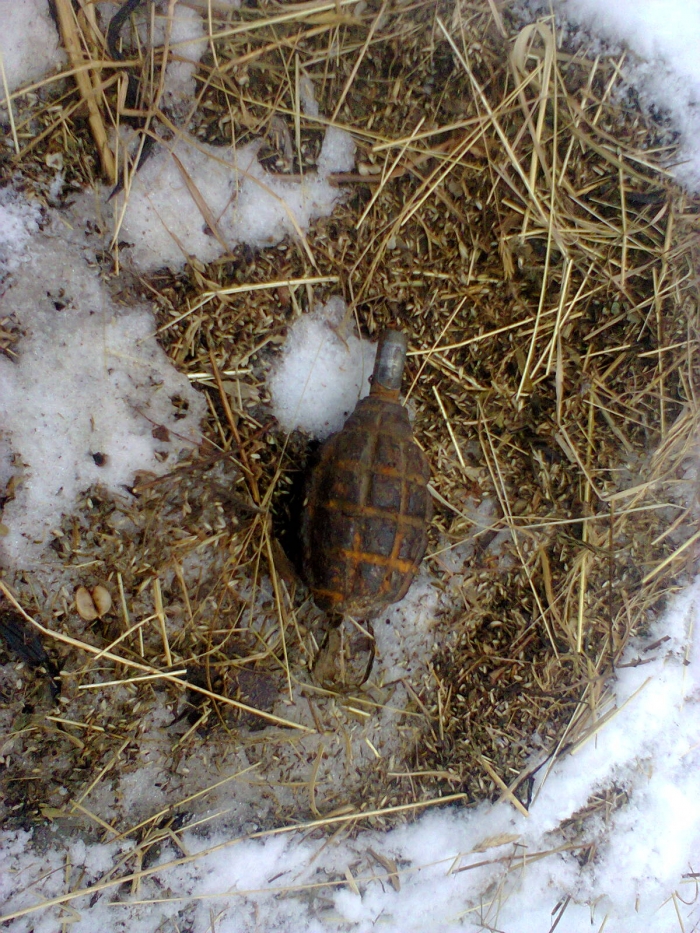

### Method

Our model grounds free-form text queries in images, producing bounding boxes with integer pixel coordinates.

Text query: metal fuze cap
[370,329,408,397]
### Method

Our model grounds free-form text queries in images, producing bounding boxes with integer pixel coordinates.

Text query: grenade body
[301,330,431,619]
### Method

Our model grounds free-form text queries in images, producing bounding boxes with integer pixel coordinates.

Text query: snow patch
[268,297,377,440]
[0,206,206,568]
[4,579,700,930]
[0,0,65,95]
[161,2,207,107]
[542,0,700,188]
[113,126,356,273]
[0,188,42,280]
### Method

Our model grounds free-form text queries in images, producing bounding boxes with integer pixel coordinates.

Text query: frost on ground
[113,125,356,273]
[0,195,206,568]
[3,580,700,933]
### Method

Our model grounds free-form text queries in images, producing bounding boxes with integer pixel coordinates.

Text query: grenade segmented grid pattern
[302,394,431,618]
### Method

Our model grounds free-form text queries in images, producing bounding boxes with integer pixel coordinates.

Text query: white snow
[95,0,209,109]
[2,0,700,929]
[548,0,700,187]
[268,297,377,439]
[113,125,356,274]
[3,581,700,931]
[0,0,65,96]
[0,186,41,279]
[159,2,207,107]
[0,200,207,568]
[95,0,243,108]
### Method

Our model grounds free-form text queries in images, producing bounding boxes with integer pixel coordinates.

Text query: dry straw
[1,0,699,922]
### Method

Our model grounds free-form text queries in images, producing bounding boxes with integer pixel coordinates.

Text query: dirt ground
[1,0,699,860]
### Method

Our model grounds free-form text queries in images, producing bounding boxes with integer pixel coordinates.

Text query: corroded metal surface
[302,330,431,618]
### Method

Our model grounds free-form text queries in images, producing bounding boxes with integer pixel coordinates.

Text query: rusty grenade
[301,329,432,619]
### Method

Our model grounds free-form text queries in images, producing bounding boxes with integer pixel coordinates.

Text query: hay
[1,0,699,909]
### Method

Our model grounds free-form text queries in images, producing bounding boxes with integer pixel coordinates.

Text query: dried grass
[1,0,700,921]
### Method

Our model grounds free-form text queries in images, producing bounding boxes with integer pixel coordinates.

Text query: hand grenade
[301,329,431,619]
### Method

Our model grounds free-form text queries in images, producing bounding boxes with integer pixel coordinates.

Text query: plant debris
[1,0,699,879]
